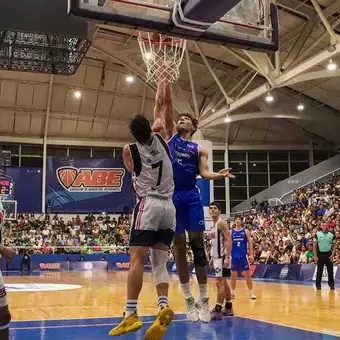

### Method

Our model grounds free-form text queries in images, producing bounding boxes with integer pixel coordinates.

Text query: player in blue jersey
[152,81,235,323]
[230,215,256,300]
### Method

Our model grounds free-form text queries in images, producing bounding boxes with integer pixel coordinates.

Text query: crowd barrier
[3,255,340,284]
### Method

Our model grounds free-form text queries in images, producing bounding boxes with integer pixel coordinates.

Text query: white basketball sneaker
[249,292,256,300]
[196,297,211,323]
[185,297,199,322]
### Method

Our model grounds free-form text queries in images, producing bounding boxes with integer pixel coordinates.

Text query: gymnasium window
[230,187,247,201]
[115,148,123,158]
[92,148,114,158]
[228,151,246,162]
[270,173,289,186]
[47,146,68,157]
[213,150,224,162]
[21,144,43,157]
[69,147,91,158]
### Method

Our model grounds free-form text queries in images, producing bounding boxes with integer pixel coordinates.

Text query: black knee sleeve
[189,237,207,267]
[0,308,11,330]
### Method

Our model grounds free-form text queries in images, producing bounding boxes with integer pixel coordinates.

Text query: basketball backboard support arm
[68,0,279,52]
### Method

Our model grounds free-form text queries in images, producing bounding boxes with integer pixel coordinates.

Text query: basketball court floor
[4,271,340,339]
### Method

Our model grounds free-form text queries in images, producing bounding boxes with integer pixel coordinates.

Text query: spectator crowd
[245,176,340,265]
[3,213,131,255]
[2,176,340,265]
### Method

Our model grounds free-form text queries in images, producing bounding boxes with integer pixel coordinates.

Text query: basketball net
[137,31,187,85]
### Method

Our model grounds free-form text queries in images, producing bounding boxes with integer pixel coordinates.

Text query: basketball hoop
[136,31,187,85]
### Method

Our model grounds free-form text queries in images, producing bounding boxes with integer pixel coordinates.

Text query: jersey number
[237,242,241,247]
[152,160,163,187]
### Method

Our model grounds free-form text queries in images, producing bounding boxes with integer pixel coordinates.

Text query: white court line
[11,312,185,323]
[11,318,188,331]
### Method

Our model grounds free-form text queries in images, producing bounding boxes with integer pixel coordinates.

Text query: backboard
[69,0,278,52]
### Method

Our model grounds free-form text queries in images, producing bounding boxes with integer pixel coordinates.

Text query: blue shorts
[231,256,250,272]
[173,188,205,234]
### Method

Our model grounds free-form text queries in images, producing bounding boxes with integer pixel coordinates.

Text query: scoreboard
[0,178,11,196]
[0,150,11,167]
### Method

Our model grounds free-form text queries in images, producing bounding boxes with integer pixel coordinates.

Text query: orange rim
[136,30,183,45]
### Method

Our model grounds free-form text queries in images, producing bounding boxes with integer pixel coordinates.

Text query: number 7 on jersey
[152,160,163,187]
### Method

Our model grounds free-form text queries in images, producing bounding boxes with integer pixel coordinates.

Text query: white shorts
[129,196,176,247]
[0,272,8,308]
[213,257,231,278]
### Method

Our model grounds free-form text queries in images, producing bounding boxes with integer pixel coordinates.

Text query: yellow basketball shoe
[144,307,174,340]
[109,312,143,336]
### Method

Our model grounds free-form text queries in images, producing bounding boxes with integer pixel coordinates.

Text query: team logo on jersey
[57,167,125,192]
[150,149,160,156]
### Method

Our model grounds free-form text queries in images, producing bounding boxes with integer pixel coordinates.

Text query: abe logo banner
[57,167,125,192]
[46,157,133,213]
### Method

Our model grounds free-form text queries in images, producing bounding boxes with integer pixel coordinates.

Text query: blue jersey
[168,133,199,191]
[231,228,248,259]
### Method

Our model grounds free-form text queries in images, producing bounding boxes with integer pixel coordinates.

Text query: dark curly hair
[129,114,152,143]
[177,113,198,136]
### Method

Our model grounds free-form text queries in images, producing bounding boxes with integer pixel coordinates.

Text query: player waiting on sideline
[152,79,235,323]
[109,114,176,340]
[208,202,234,320]
[230,216,256,300]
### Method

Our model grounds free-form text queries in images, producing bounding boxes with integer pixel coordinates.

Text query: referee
[313,222,336,290]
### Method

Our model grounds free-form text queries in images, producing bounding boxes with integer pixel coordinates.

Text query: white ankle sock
[181,282,192,299]
[199,284,208,299]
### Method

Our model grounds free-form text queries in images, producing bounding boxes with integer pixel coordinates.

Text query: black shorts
[129,197,175,247]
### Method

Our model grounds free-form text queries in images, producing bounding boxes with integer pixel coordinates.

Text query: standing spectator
[313,223,336,290]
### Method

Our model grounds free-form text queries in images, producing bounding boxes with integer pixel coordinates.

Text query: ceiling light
[74,91,81,98]
[265,92,274,102]
[327,60,336,71]
[212,108,216,113]
[253,163,257,167]
[145,52,153,60]
[297,103,304,111]
[126,75,135,83]
[225,117,231,123]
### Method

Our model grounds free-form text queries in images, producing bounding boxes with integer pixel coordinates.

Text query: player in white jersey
[208,202,234,321]
[110,114,176,340]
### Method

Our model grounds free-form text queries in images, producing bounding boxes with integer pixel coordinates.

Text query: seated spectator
[298,245,308,264]
[259,244,271,264]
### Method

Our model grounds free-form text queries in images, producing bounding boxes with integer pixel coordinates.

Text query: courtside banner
[46,157,133,212]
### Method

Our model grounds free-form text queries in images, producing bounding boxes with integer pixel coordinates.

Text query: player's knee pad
[189,237,207,267]
[151,249,169,286]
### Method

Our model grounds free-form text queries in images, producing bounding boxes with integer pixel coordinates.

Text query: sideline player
[230,216,256,300]
[152,81,235,322]
[0,205,15,340]
[109,114,176,339]
[208,202,234,320]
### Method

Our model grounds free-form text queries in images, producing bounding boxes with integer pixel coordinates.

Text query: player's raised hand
[218,168,236,179]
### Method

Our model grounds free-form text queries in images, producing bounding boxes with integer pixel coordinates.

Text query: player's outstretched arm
[151,82,175,140]
[122,145,133,173]
[199,147,236,180]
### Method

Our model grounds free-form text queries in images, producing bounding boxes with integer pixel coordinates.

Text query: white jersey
[211,218,226,259]
[130,133,174,200]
